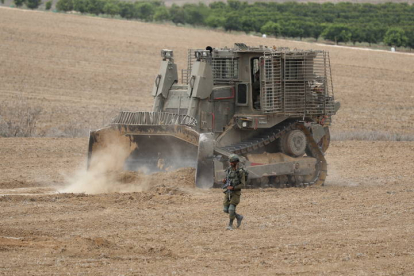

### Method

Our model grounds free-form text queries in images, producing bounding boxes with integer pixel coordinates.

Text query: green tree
[1,0,5,4]
[182,3,209,26]
[86,0,105,15]
[240,16,256,33]
[227,0,242,10]
[321,2,335,23]
[260,21,281,37]
[135,2,155,21]
[209,1,225,10]
[359,23,383,46]
[350,26,363,45]
[205,15,225,29]
[26,0,42,9]
[154,6,170,22]
[280,21,303,38]
[322,24,352,44]
[45,0,52,10]
[224,12,242,32]
[311,23,324,41]
[169,4,184,25]
[301,21,317,40]
[14,0,25,7]
[73,0,87,13]
[56,0,73,11]
[404,27,414,49]
[103,0,119,17]
[383,27,408,48]
[118,2,135,19]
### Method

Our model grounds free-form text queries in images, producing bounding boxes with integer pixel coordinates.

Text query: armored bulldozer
[88,43,340,188]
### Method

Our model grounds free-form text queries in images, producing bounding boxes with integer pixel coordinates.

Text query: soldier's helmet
[229,154,240,163]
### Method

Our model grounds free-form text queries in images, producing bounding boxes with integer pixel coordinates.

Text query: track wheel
[279,175,288,188]
[280,129,307,157]
[260,176,270,188]
[288,175,302,187]
[269,176,279,188]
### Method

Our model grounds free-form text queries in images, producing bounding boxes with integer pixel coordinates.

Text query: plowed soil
[1,7,414,275]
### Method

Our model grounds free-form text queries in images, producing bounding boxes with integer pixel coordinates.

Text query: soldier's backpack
[225,167,249,185]
[238,168,249,182]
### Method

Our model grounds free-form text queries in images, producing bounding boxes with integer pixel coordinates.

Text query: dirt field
[1,138,413,275]
[1,7,414,275]
[1,7,414,137]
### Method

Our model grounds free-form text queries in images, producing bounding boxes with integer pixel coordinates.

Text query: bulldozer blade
[87,127,137,171]
[125,135,198,173]
[195,133,215,189]
[87,124,202,181]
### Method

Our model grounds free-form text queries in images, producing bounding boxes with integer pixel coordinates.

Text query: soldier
[222,154,245,230]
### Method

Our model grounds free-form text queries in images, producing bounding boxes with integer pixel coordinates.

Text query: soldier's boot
[226,219,234,230]
[236,214,244,228]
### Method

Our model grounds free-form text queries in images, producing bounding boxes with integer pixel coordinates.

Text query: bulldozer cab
[179,45,338,120]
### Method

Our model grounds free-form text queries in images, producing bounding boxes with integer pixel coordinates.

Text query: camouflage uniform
[223,166,245,229]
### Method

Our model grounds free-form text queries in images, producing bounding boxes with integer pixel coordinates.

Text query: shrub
[0,99,43,137]
[224,12,242,32]
[260,21,281,37]
[153,6,170,22]
[14,0,25,7]
[86,0,105,15]
[134,2,155,21]
[56,0,73,11]
[182,3,209,26]
[26,0,42,9]
[205,15,225,29]
[169,4,184,25]
[321,24,352,44]
[73,0,87,13]
[118,2,135,19]
[45,0,52,10]
[62,121,90,137]
[384,27,408,48]
[103,0,120,17]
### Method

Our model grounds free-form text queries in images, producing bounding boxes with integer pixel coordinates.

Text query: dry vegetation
[0,7,414,275]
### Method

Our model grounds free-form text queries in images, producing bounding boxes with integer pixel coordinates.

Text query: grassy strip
[331,130,414,142]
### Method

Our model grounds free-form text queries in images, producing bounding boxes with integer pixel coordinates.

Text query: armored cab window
[251,58,261,109]
[211,58,239,84]
[237,84,248,106]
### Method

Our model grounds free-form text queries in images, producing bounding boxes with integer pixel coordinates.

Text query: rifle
[223,178,232,200]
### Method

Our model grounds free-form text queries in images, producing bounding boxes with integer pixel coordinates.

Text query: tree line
[15,0,414,49]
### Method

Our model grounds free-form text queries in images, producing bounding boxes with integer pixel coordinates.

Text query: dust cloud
[60,129,142,194]
[59,129,197,194]
[325,163,360,187]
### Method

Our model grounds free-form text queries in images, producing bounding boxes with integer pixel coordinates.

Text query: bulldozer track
[218,120,327,186]
[219,120,298,155]
[297,124,327,186]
